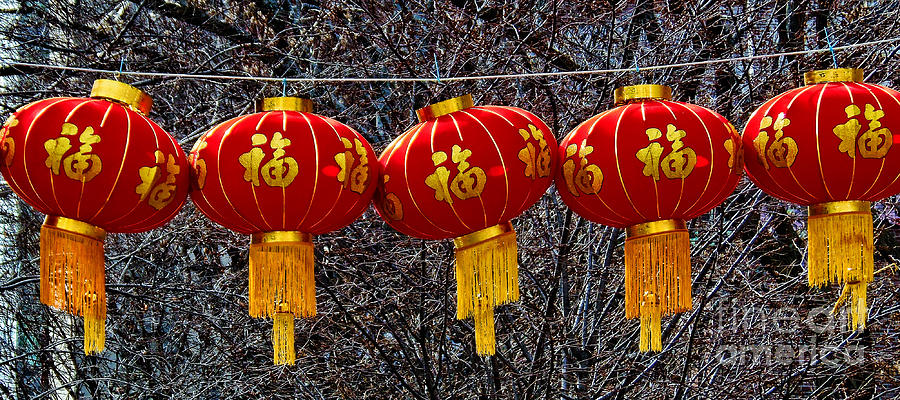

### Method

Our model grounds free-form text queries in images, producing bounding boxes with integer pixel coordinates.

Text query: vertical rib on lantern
[249,231,314,365]
[40,216,107,355]
[807,201,873,330]
[624,220,692,353]
[453,223,518,356]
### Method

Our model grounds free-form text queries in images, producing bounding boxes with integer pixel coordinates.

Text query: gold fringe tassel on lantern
[639,293,661,352]
[249,231,315,365]
[624,219,692,353]
[272,310,296,365]
[807,201,873,330]
[40,216,107,355]
[454,222,518,356]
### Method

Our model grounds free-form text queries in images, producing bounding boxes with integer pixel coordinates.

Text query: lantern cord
[824,26,839,69]
[634,46,641,73]
[115,49,129,82]
[434,53,441,84]
[4,37,899,83]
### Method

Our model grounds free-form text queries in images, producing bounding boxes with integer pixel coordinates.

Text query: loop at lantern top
[613,84,673,106]
[256,96,314,113]
[89,79,153,116]
[416,94,474,122]
[803,68,864,85]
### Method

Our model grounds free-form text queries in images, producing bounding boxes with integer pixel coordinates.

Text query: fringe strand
[473,306,496,356]
[273,312,296,365]
[639,293,662,352]
[625,229,691,352]
[455,230,518,320]
[455,229,517,357]
[249,240,316,319]
[807,211,872,330]
[40,224,106,354]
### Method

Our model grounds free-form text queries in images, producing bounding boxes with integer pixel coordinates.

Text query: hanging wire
[434,53,441,84]
[4,37,898,83]
[115,49,129,82]
[116,59,124,81]
[634,45,641,73]
[282,77,287,96]
[824,26,839,69]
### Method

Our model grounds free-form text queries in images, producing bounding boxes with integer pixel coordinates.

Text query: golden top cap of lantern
[250,231,313,245]
[44,216,107,242]
[614,84,673,106]
[90,79,153,116]
[804,68,864,85]
[625,219,687,239]
[256,97,313,113]
[453,222,513,249]
[808,200,871,217]
[416,94,474,122]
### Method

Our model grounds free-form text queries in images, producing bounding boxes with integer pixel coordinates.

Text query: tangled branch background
[0,0,899,398]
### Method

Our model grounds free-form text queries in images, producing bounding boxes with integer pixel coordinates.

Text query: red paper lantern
[556,84,742,351]
[742,68,900,330]
[0,79,189,354]
[373,94,556,355]
[189,97,377,364]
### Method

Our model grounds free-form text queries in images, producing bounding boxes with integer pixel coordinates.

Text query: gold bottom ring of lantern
[808,200,873,331]
[249,231,315,365]
[40,216,107,355]
[624,219,692,352]
[453,222,518,356]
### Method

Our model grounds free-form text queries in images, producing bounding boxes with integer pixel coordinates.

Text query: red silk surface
[556,99,742,228]
[742,82,900,204]
[188,109,377,234]
[0,97,189,232]
[374,105,557,240]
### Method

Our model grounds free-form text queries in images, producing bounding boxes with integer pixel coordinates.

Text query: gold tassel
[272,311,296,365]
[473,305,496,356]
[808,201,873,330]
[625,219,691,353]
[453,223,517,356]
[848,282,867,330]
[248,231,316,319]
[639,293,662,352]
[40,216,107,355]
[249,232,313,365]
[84,313,105,355]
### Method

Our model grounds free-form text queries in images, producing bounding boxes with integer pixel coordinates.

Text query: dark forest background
[0,0,899,398]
